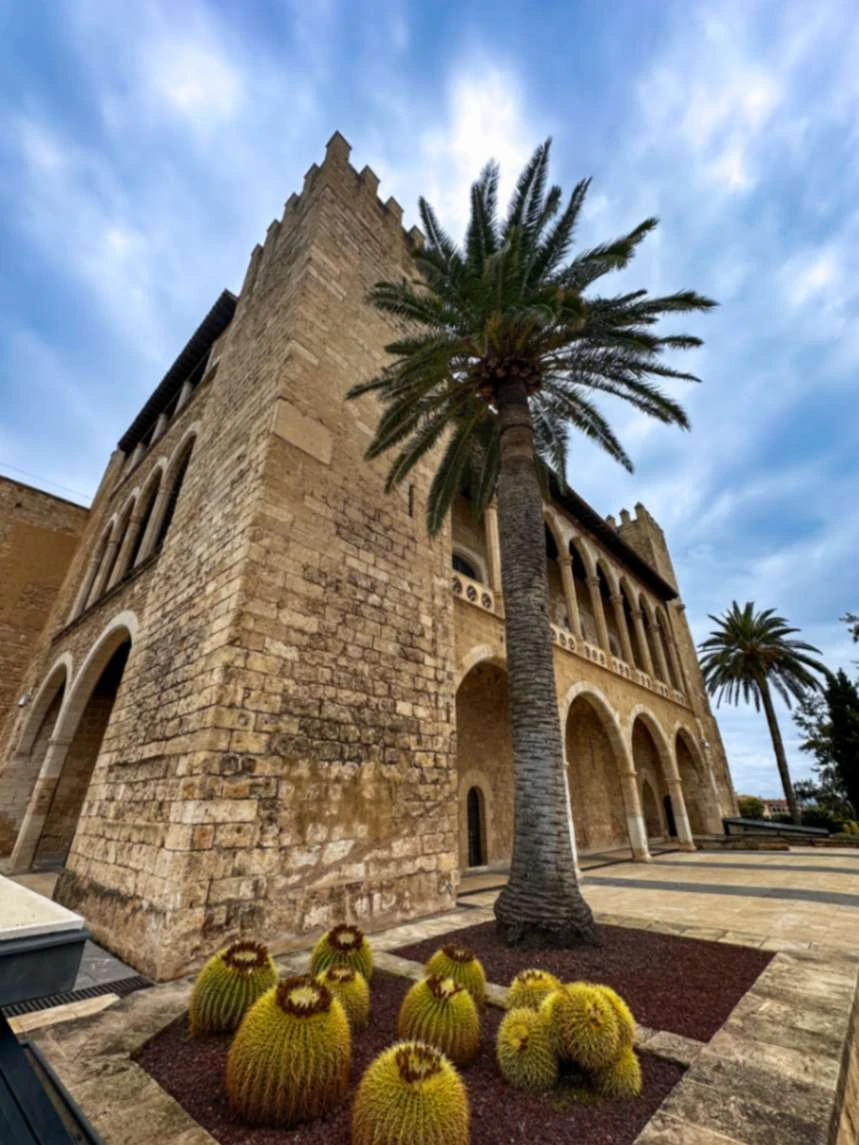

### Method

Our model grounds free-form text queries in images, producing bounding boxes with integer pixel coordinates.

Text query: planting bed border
[22,906,859,1145]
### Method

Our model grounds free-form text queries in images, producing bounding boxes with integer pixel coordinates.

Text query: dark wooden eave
[117,290,237,452]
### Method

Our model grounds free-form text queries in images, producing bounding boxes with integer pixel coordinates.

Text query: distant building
[0,133,738,980]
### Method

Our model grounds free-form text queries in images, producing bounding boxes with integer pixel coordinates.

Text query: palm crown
[699,601,826,709]
[347,138,716,532]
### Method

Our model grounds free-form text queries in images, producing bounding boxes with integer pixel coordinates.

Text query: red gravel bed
[137,971,683,1144]
[392,921,773,1041]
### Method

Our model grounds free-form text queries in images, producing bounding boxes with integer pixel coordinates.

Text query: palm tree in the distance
[348,140,716,947]
[699,602,827,824]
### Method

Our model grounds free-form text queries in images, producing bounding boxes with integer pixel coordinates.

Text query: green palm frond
[698,602,827,711]
[347,138,717,534]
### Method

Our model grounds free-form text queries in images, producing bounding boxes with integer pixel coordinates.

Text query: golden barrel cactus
[187,940,277,1036]
[541,982,620,1071]
[425,943,487,1010]
[506,968,561,1012]
[397,975,480,1067]
[316,964,370,1033]
[595,984,636,1049]
[496,1006,558,1092]
[593,1045,643,1098]
[310,923,373,982]
[225,975,351,1127]
[352,1041,469,1145]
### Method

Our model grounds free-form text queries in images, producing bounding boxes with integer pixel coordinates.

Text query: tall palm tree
[699,602,827,824]
[347,141,716,947]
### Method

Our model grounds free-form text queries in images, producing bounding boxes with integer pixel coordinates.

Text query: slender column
[87,535,119,606]
[611,594,635,664]
[663,619,685,693]
[150,411,169,444]
[483,501,503,594]
[107,512,142,589]
[667,776,696,850]
[651,618,671,684]
[558,556,582,640]
[632,609,654,676]
[175,378,195,414]
[586,576,611,654]
[137,485,170,562]
[69,552,101,620]
[620,767,651,861]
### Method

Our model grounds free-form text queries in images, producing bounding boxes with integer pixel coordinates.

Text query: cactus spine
[425,943,487,1010]
[541,982,620,1071]
[352,1041,469,1145]
[506,968,562,1012]
[310,923,373,982]
[225,975,351,1127]
[316,964,370,1033]
[593,1045,643,1098]
[496,1006,558,1092]
[397,975,481,1067]
[188,940,277,1036]
[595,984,636,1048]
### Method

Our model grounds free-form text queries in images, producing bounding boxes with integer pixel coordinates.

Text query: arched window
[453,552,478,580]
[127,477,160,571]
[154,444,193,552]
[467,786,486,867]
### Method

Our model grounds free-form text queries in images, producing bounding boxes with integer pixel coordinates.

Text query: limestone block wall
[0,478,88,739]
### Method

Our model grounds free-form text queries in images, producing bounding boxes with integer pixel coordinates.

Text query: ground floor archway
[675,728,719,834]
[455,659,513,870]
[564,693,628,852]
[632,716,672,840]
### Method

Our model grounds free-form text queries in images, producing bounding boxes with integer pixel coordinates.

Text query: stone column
[87,535,120,606]
[138,485,170,562]
[665,603,693,696]
[611,594,635,664]
[175,378,195,414]
[558,556,582,640]
[107,511,143,589]
[667,777,696,851]
[483,502,503,594]
[651,620,671,684]
[586,576,611,654]
[632,609,655,676]
[620,767,651,861]
[69,553,100,621]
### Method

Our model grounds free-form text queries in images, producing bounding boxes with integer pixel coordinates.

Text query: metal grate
[1,975,151,1019]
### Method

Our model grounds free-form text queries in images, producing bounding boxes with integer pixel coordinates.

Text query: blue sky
[1,0,857,797]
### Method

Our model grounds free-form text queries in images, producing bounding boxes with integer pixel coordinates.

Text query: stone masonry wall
[0,478,88,740]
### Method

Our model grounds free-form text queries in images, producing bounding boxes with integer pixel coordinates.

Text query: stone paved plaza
[8,846,859,1143]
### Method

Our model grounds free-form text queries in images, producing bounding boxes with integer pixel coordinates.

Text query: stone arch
[595,558,621,659]
[458,774,492,869]
[675,726,718,834]
[455,642,505,688]
[125,462,165,571]
[656,605,682,690]
[638,595,668,683]
[9,611,139,871]
[629,707,675,840]
[618,576,645,670]
[455,660,512,870]
[563,685,631,853]
[544,523,569,630]
[569,537,597,645]
[0,655,73,857]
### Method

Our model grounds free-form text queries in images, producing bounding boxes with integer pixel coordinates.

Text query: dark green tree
[737,795,765,820]
[795,670,859,820]
[699,603,827,825]
[348,140,716,947]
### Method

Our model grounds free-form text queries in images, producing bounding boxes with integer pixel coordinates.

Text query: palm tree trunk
[492,377,599,947]
[760,680,801,825]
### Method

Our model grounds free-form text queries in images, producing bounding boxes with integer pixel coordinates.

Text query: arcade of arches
[455,657,720,871]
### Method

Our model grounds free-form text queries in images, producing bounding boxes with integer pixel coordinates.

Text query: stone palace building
[0,134,737,979]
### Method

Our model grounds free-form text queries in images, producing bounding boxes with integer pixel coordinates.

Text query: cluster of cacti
[506,968,561,1012]
[311,923,374,982]
[496,1006,558,1092]
[188,940,278,1036]
[397,975,481,1067]
[497,971,642,1102]
[316,964,370,1033]
[352,1041,469,1145]
[425,943,487,1010]
[225,975,351,1127]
